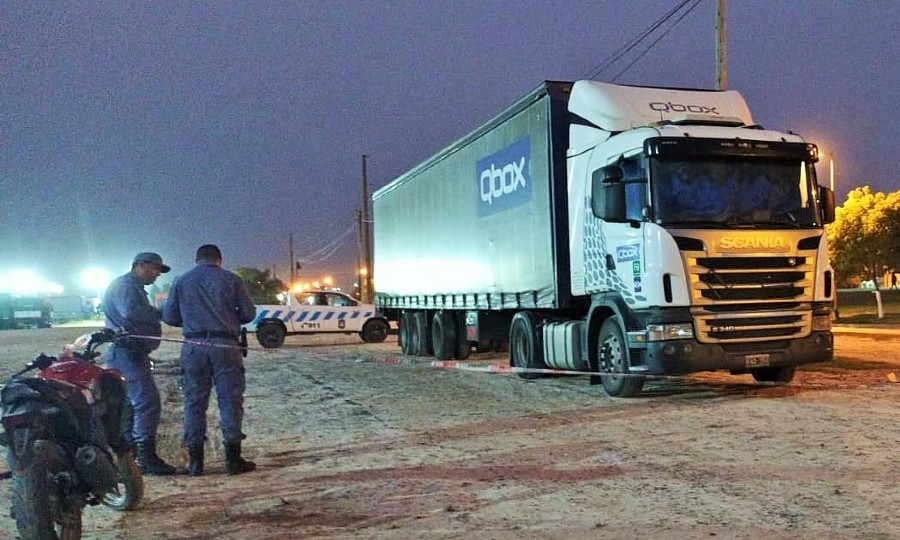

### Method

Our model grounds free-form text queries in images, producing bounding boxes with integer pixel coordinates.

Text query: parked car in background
[243,290,389,348]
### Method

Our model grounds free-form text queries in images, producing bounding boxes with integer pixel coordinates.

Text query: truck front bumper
[638,331,834,375]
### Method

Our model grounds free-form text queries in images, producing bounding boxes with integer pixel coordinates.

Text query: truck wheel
[400,312,417,355]
[413,311,432,356]
[431,312,456,360]
[751,366,796,384]
[509,311,545,379]
[360,319,389,343]
[256,322,286,349]
[454,313,471,360]
[597,319,644,397]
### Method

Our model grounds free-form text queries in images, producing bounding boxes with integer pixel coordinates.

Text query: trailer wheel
[454,312,471,360]
[509,311,545,379]
[400,311,420,355]
[413,311,432,356]
[750,366,796,384]
[597,319,644,397]
[256,322,286,349]
[431,312,456,360]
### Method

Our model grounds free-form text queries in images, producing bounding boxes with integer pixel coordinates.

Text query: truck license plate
[744,353,770,368]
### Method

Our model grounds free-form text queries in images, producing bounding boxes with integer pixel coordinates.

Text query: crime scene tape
[120,335,253,353]
[127,335,900,387]
[362,355,785,384]
[389,357,746,382]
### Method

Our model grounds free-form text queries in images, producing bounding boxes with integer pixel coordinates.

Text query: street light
[819,150,835,191]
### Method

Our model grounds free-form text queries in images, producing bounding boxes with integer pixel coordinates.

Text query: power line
[611,0,704,82]
[582,0,698,81]
[296,223,356,265]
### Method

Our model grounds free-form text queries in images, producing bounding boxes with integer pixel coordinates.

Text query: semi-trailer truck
[372,80,836,397]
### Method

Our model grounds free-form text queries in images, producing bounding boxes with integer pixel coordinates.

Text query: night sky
[2,1,898,294]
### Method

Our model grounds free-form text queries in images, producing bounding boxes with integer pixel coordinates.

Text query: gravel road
[1,326,899,539]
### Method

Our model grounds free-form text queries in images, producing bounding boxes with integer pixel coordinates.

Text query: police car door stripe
[323,311,334,320]
[296,311,309,322]
[309,311,322,321]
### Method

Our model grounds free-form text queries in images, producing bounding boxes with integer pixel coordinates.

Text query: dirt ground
[1,325,900,540]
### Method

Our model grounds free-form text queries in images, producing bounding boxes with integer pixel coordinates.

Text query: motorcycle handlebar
[12,331,128,378]
[86,328,122,348]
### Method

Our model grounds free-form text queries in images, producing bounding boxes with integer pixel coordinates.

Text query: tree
[234,267,286,304]
[827,187,900,288]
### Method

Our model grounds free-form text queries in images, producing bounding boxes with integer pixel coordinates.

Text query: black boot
[136,442,178,476]
[224,442,256,475]
[186,444,204,477]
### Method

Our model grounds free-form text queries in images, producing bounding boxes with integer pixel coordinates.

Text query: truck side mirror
[591,166,626,221]
[819,185,835,224]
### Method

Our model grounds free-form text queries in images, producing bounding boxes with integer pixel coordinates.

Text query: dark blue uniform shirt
[161,262,256,337]
[103,272,162,353]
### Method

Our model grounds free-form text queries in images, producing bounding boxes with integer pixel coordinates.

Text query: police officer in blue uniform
[102,252,178,476]
[162,244,257,476]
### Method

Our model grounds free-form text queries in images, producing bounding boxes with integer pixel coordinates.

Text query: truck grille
[696,310,811,342]
[684,254,816,344]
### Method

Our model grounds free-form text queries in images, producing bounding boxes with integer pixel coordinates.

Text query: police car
[244,290,389,348]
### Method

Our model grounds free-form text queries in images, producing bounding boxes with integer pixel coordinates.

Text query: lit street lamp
[819,150,835,191]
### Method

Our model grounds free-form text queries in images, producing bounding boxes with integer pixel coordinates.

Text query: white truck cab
[244,290,389,348]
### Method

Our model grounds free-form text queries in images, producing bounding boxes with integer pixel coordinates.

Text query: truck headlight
[647,323,694,342]
[812,314,831,332]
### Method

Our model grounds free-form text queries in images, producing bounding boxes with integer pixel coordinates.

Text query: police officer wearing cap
[162,244,257,476]
[102,252,178,475]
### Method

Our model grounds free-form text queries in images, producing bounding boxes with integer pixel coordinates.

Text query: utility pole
[361,154,373,303]
[716,0,727,90]
[289,232,296,286]
[355,208,364,299]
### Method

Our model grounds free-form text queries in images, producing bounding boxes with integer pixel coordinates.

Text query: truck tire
[256,322,286,349]
[454,313,471,360]
[509,311,545,379]
[360,319,389,343]
[413,311,432,356]
[597,318,644,397]
[751,366,796,384]
[431,312,456,360]
[400,312,415,355]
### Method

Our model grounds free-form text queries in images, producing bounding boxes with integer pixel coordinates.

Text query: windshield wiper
[744,217,808,229]
[662,220,732,229]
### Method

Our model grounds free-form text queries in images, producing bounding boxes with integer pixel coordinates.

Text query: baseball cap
[132,252,171,273]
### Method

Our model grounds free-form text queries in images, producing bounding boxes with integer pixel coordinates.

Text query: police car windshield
[650,158,821,228]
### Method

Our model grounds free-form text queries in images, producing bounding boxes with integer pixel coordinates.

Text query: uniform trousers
[180,339,246,446]
[103,345,161,448]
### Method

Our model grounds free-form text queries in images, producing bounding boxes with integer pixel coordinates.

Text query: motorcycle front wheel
[102,449,144,511]
[11,437,83,540]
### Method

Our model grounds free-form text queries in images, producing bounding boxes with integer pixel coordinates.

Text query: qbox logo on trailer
[476,136,532,216]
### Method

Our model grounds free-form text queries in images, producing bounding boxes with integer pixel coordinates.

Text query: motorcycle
[0,328,144,539]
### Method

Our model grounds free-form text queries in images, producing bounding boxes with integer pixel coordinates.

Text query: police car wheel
[256,323,286,349]
[361,319,389,343]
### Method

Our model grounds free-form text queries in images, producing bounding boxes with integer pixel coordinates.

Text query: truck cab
[244,290,389,348]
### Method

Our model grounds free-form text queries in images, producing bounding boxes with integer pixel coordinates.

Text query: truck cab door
[587,158,647,302]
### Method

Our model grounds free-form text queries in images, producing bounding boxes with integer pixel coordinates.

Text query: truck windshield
[650,158,820,228]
